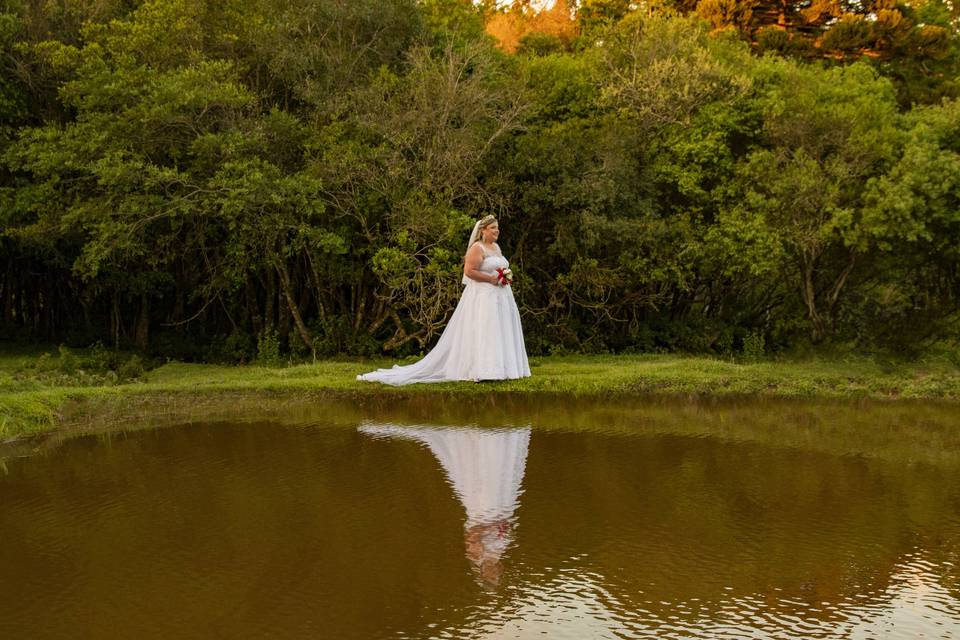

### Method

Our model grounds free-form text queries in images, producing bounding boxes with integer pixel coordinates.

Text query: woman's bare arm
[464,244,498,284]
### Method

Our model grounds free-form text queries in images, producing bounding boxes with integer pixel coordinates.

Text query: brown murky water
[1,396,959,639]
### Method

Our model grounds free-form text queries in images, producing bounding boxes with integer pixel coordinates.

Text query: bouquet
[496,267,513,286]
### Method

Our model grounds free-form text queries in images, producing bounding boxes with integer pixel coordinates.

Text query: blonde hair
[477,214,497,233]
[465,214,498,251]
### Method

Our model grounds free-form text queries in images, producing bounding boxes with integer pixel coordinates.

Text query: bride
[357,215,530,385]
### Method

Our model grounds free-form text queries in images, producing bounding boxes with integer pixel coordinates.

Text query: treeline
[1,0,958,360]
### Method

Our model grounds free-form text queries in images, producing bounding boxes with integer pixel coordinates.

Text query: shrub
[83,342,123,372]
[216,332,256,364]
[256,329,282,366]
[117,355,145,382]
[742,330,766,359]
[57,345,79,374]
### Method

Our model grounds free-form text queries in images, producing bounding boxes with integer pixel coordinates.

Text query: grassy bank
[2,349,960,442]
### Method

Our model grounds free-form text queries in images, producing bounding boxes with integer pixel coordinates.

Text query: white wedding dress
[358,423,531,568]
[357,244,530,385]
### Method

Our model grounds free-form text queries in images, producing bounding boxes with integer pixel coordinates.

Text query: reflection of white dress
[359,424,531,563]
[357,245,530,385]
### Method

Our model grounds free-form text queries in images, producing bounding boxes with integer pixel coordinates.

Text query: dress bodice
[479,254,509,274]
[477,243,509,275]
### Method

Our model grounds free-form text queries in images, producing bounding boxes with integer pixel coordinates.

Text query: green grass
[2,350,960,441]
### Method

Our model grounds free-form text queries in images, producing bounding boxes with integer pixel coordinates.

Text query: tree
[737,59,901,342]
[690,0,960,105]
[310,41,526,351]
[486,0,579,53]
[577,0,632,32]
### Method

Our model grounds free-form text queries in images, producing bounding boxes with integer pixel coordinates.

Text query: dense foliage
[1,0,958,360]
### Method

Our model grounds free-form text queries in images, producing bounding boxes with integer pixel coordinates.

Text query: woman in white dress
[357,215,531,385]
[358,423,531,585]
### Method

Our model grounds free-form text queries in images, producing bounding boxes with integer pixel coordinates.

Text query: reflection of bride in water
[359,424,530,585]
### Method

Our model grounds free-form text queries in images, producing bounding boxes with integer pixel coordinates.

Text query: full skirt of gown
[357,257,530,385]
[358,424,530,530]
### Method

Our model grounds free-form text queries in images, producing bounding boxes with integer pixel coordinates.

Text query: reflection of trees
[361,409,960,637]
[349,393,960,470]
[0,423,488,639]
[14,393,960,472]
[3,405,959,638]
[512,429,960,632]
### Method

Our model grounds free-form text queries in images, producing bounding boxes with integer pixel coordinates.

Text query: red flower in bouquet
[496,267,513,286]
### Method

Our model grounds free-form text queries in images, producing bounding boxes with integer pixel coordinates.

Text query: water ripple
[1,417,959,639]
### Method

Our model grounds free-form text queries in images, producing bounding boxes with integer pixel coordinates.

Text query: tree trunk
[305,251,327,323]
[80,292,92,338]
[245,276,263,336]
[382,308,425,352]
[172,276,185,324]
[800,257,826,342]
[135,293,149,350]
[4,256,15,329]
[18,281,26,333]
[43,286,55,341]
[367,297,389,335]
[297,271,311,324]
[264,268,276,330]
[278,283,290,342]
[353,281,366,332]
[111,290,121,349]
[825,252,856,316]
[30,287,39,334]
[277,260,316,361]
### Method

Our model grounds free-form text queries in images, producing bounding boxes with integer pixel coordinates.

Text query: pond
[1,395,959,639]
